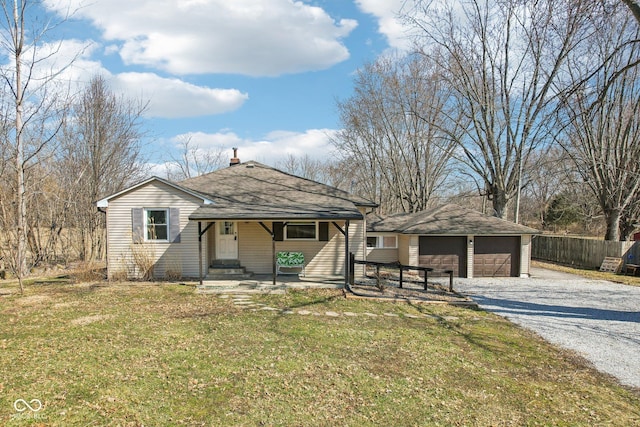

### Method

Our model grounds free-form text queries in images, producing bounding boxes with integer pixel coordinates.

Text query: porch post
[196,222,215,287]
[198,221,203,286]
[272,236,276,286]
[258,222,276,286]
[344,220,350,286]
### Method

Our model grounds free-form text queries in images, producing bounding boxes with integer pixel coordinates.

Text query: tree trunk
[491,191,509,220]
[622,0,640,24]
[13,0,26,294]
[605,210,621,241]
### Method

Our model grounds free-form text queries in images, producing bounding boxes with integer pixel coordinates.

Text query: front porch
[196,274,345,294]
[195,218,361,287]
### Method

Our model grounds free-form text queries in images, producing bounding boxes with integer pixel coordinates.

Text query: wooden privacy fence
[532,235,639,270]
[349,253,454,292]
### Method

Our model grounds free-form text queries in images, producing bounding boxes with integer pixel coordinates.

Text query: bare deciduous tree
[57,75,148,261]
[165,135,225,181]
[559,6,640,240]
[620,197,640,240]
[519,147,573,228]
[0,0,77,292]
[406,0,592,220]
[334,53,456,214]
[275,153,338,185]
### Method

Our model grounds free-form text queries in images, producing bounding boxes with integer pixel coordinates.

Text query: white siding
[367,248,398,264]
[367,232,399,264]
[106,180,367,279]
[106,180,206,279]
[402,235,420,266]
[353,209,367,277]
[206,223,216,265]
[520,234,532,277]
[397,235,409,265]
[238,222,274,274]
[235,219,365,276]
[467,235,474,278]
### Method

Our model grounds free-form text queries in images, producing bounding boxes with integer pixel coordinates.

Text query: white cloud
[1,36,247,119]
[355,0,412,51]
[0,38,99,88]
[174,131,245,150]
[111,73,248,118]
[168,128,339,166]
[0,38,100,111]
[45,0,358,77]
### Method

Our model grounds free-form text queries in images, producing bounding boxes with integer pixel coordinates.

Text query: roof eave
[188,213,364,221]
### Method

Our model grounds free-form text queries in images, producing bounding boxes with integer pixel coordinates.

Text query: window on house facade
[285,222,317,240]
[146,209,168,241]
[366,234,397,249]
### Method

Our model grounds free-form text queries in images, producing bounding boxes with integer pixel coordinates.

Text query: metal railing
[349,253,454,292]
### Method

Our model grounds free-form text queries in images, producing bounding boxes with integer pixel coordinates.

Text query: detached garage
[367,204,539,278]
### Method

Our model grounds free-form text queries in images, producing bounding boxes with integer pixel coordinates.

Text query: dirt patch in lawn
[14,294,51,306]
[70,314,113,326]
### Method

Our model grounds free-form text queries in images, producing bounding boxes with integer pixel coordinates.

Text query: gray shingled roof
[368,204,539,235]
[182,161,376,220]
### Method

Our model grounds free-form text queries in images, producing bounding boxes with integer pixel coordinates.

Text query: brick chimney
[230,147,240,166]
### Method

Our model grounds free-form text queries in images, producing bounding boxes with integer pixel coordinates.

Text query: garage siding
[419,236,467,277]
[474,236,520,277]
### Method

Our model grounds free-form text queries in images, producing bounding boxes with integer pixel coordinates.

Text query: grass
[532,260,640,287]
[0,279,639,426]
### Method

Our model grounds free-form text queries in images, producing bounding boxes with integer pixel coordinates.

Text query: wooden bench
[625,264,640,276]
[276,251,305,276]
[599,257,622,273]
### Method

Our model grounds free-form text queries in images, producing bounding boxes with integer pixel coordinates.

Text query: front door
[216,221,238,259]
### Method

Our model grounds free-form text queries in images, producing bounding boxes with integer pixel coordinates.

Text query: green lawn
[1,280,639,426]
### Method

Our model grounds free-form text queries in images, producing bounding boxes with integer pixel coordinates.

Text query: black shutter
[273,222,284,241]
[132,208,144,242]
[169,208,181,243]
[319,222,329,241]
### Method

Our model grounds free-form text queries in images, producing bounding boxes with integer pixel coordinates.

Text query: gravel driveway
[452,268,640,389]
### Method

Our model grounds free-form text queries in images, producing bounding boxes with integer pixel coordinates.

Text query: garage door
[419,236,467,277]
[474,236,520,277]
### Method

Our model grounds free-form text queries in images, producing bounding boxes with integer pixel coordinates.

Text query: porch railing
[349,253,454,292]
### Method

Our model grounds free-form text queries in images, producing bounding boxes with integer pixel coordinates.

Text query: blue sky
[38,0,411,172]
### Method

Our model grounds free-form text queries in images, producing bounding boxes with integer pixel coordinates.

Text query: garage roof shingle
[368,204,539,235]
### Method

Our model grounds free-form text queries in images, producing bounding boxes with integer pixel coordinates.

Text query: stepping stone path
[220,294,454,321]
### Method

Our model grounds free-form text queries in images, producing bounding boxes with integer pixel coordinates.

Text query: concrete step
[211,259,241,268]
[206,272,253,280]
[208,267,247,275]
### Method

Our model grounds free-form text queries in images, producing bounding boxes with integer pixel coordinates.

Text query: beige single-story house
[366,204,540,278]
[97,158,376,283]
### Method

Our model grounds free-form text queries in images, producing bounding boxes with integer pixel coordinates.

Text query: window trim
[144,208,170,242]
[366,234,397,249]
[284,221,318,241]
